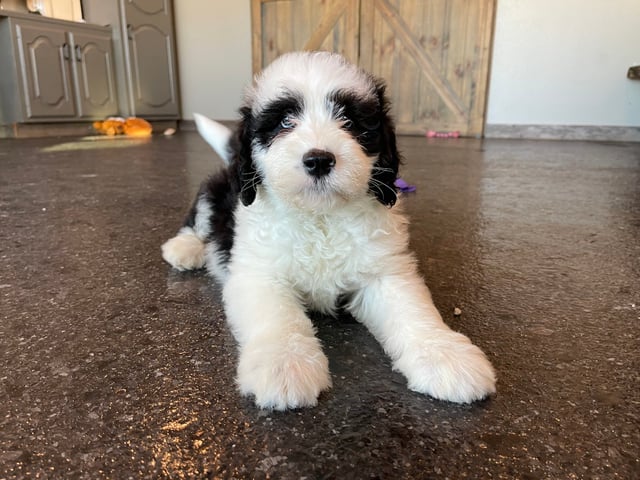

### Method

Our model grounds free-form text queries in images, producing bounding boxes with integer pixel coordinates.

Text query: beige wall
[174,1,252,121]
[486,0,640,127]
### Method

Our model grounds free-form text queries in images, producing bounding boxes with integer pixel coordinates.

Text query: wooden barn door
[251,0,496,137]
[252,0,360,71]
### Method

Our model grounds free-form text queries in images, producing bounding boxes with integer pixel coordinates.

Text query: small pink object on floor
[427,130,460,138]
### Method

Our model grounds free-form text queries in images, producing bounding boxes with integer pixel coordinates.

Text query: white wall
[174,1,252,120]
[486,0,640,127]
[173,0,640,128]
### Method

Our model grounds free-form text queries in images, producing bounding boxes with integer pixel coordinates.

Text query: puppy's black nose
[302,149,336,177]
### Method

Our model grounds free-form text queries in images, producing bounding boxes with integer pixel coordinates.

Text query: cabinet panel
[124,0,179,117]
[126,0,167,16]
[127,23,176,114]
[72,30,118,118]
[81,0,180,118]
[15,20,76,118]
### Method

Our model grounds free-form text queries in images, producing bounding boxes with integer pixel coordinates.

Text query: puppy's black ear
[231,106,261,206]
[370,81,400,207]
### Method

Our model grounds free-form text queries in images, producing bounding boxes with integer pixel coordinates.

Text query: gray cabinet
[0,14,118,123]
[14,19,76,118]
[73,29,120,119]
[82,0,180,119]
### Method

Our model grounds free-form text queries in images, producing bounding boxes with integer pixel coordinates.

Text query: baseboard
[0,120,178,139]
[178,119,237,132]
[0,122,95,138]
[484,124,640,142]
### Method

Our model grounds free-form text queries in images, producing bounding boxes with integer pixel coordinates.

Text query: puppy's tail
[193,113,233,165]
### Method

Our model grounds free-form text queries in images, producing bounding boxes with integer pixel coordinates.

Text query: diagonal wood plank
[251,0,264,73]
[303,0,348,51]
[374,0,468,122]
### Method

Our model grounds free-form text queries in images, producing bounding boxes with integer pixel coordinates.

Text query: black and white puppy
[162,51,496,410]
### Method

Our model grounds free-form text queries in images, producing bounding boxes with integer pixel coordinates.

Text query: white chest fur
[229,195,412,312]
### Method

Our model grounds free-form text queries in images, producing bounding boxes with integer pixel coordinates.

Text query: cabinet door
[123,0,179,117]
[71,30,119,118]
[14,20,76,119]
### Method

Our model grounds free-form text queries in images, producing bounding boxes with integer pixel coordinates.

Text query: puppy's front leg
[223,274,331,410]
[349,272,496,403]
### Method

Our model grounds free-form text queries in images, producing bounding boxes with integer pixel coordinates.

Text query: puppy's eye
[362,120,380,131]
[280,114,295,130]
[339,115,353,129]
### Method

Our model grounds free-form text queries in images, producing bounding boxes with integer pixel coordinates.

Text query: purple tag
[394,178,416,193]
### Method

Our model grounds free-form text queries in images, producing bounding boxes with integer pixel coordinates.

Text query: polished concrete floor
[1,132,638,479]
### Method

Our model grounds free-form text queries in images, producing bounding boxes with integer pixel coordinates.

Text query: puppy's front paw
[237,333,331,410]
[161,230,206,271]
[395,331,496,404]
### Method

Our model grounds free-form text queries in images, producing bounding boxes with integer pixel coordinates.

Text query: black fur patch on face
[372,82,401,207]
[253,92,305,147]
[330,84,400,207]
[330,90,382,155]
[228,106,262,206]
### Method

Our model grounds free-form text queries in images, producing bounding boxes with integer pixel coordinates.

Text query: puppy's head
[235,51,400,210]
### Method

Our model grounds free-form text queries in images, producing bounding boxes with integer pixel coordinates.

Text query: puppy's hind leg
[161,196,212,271]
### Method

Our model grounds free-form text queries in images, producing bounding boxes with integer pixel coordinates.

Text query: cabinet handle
[62,42,71,60]
[126,24,133,40]
[75,44,82,62]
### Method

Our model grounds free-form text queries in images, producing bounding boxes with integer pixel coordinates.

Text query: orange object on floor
[93,117,152,137]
